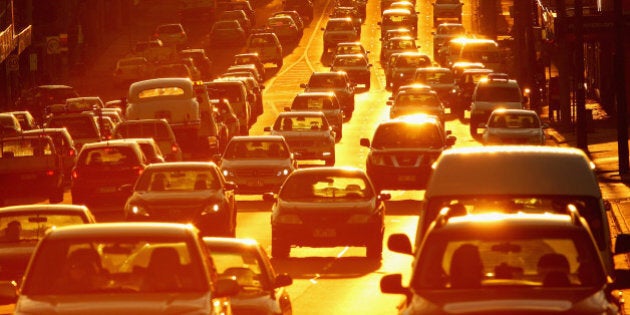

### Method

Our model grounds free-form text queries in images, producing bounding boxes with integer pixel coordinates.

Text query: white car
[482,108,547,145]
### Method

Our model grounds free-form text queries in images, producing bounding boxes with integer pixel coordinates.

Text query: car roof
[278,111,326,117]
[230,135,286,142]
[380,114,441,126]
[490,108,539,116]
[295,91,336,98]
[80,139,142,150]
[203,237,260,249]
[0,204,91,214]
[44,222,197,240]
[382,8,413,15]
[144,161,218,171]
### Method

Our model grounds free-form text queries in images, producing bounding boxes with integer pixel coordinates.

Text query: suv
[282,0,314,21]
[360,115,455,192]
[387,87,445,126]
[300,72,356,119]
[381,208,630,313]
[378,8,417,38]
[321,18,360,52]
[469,73,526,136]
[432,0,463,26]
[245,32,283,68]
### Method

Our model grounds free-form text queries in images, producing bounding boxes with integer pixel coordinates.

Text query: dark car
[360,115,455,192]
[179,49,213,79]
[204,237,294,315]
[387,51,432,91]
[70,140,148,207]
[209,20,247,47]
[265,167,390,259]
[300,71,356,119]
[112,119,183,162]
[412,67,459,109]
[290,91,344,141]
[23,127,78,182]
[380,207,630,314]
[0,204,96,284]
[329,53,372,89]
[123,162,237,236]
[215,135,297,195]
[14,85,79,124]
[282,0,313,21]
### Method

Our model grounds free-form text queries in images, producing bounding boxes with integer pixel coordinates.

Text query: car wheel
[470,116,479,137]
[365,78,371,90]
[366,233,383,259]
[325,155,335,166]
[272,239,290,258]
[276,59,283,68]
[385,76,391,88]
[336,128,343,142]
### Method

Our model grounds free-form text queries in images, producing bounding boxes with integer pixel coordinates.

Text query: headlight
[347,214,370,224]
[275,214,302,224]
[130,205,148,216]
[201,203,220,215]
[222,169,235,177]
[277,168,290,176]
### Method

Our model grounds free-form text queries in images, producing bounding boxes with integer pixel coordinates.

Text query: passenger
[2,220,22,242]
[450,243,483,288]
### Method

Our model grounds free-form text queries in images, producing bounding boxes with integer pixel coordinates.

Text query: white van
[126,78,200,127]
[419,146,615,274]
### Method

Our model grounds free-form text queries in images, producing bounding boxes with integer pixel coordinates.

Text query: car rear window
[47,117,99,139]
[78,147,139,167]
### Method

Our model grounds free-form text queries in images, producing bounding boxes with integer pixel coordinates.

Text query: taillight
[68,149,76,157]
[133,166,144,176]
[72,169,78,179]
[46,170,55,176]
[171,144,179,153]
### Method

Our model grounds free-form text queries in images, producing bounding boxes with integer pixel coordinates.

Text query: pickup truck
[0,135,64,204]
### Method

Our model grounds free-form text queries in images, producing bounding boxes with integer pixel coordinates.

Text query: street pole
[614,0,629,176]
[574,0,588,152]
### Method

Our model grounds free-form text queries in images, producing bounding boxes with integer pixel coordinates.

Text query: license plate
[249,180,264,187]
[99,186,117,193]
[313,228,336,238]
[398,175,416,182]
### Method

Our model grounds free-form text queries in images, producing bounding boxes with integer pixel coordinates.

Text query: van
[457,38,503,72]
[419,146,615,274]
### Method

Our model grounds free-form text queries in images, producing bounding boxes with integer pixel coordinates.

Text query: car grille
[147,204,202,220]
[234,168,276,177]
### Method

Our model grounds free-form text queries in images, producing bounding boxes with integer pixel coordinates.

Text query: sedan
[0,204,96,284]
[329,53,372,89]
[204,237,294,315]
[123,162,237,236]
[482,108,547,145]
[209,20,247,47]
[265,167,391,259]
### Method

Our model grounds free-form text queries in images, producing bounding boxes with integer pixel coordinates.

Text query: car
[0,223,239,313]
[453,67,493,117]
[14,85,79,124]
[152,23,188,47]
[282,0,314,21]
[380,36,418,62]
[114,138,166,164]
[203,237,294,315]
[337,0,367,19]
[388,1,417,13]
[222,0,256,25]
[329,6,362,30]
[379,27,415,42]
[113,56,152,87]
[112,119,183,162]
[300,71,356,118]
[218,10,252,33]
[233,52,266,80]
[482,108,547,145]
[205,79,252,135]
[329,53,372,89]
[22,127,78,181]
[387,51,432,90]
[289,91,344,141]
[0,113,22,137]
[44,113,102,151]
[432,0,463,26]
[456,38,503,72]
[123,162,237,236]
[382,207,630,314]
[264,111,336,166]
[225,63,264,83]
[432,23,466,62]
[179,49,213,79]
[216,74,264,119]
[333,41,370,63]
[70,139,148,207]
[3,111,38,131]
[0,135,65,205]
[272,10,304,36]
[245,32,284,68]
[64,96,104,114]
[265,167,390,259]
[0,204,96,284]
[214,135,297,194]
[412,67,458,108]
[131,39,177,64]
[265,15,301,43]
[210,98,241,143]
[387,88,445,126]
[179,57,203,81]
[360,114,455,191]
[321,18,360,52]
[208,20,247,47]
[469,73,526,136]
[378,8,417,38]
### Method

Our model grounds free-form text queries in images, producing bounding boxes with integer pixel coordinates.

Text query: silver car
[482,108,547,145]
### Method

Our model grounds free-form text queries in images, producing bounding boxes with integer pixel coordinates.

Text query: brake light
[133,166,144,176]
[68,148,76,157]
[72,169,78,179]
[46,170,55,176]
[171,144,180,153]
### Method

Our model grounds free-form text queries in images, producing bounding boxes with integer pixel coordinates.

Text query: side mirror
[379,192,391,201]
[212,154,222,163]
[0,281,18,305]
[380,274,408,295]
[359,138,370,147]
[262,192,276,202]
[386,100,393,106]
[273,273,293,288]
[224,181,237,190]
[522,96,529,104]
[119,184,134,194]
[615,233,630,254]
[387,233,413,255]
[299,83,307,88]
[214,277,240,298]
[321,27,325,31]
[284,107,291,111]
[446,135,457,146]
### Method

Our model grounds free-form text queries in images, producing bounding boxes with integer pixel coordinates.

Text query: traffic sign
[46,36,61,55]
[6,55,18,72]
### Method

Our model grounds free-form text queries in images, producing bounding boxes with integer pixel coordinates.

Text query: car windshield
[489,113,540,128]
[292,96,337,110]
[438,25,465,35]
[78,147,139,167]
[371,123,443,149]
[0,214,87,243]
[308,75,345,88]
[326,20,353,31]
[273,115,329,131]
[281,173,374,201]
[333,56,367,67]
[411,226,605,290]
[208,246,269,290]
[476,86,522,102]
[336,45,363,55]
[415,71,454,84]
[47,117,98,139]
[21,238,207,295]
[135,169,219,191]
[223,140,289,159]
[382,14,412,25]
[395,93,440,107]
[396,55,431,67]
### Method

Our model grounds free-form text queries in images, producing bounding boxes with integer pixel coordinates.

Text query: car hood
[408,288,615,314]
[15,293,213,315]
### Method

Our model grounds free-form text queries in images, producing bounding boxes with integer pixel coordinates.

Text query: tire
[325,154,335,166]
[276,59,283,68]
[366,233,383,259]
[365,78,371,90]
[470,116,479,137]
[385,76,391,88]
[272,239,290,258]
[335,129,342,142]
